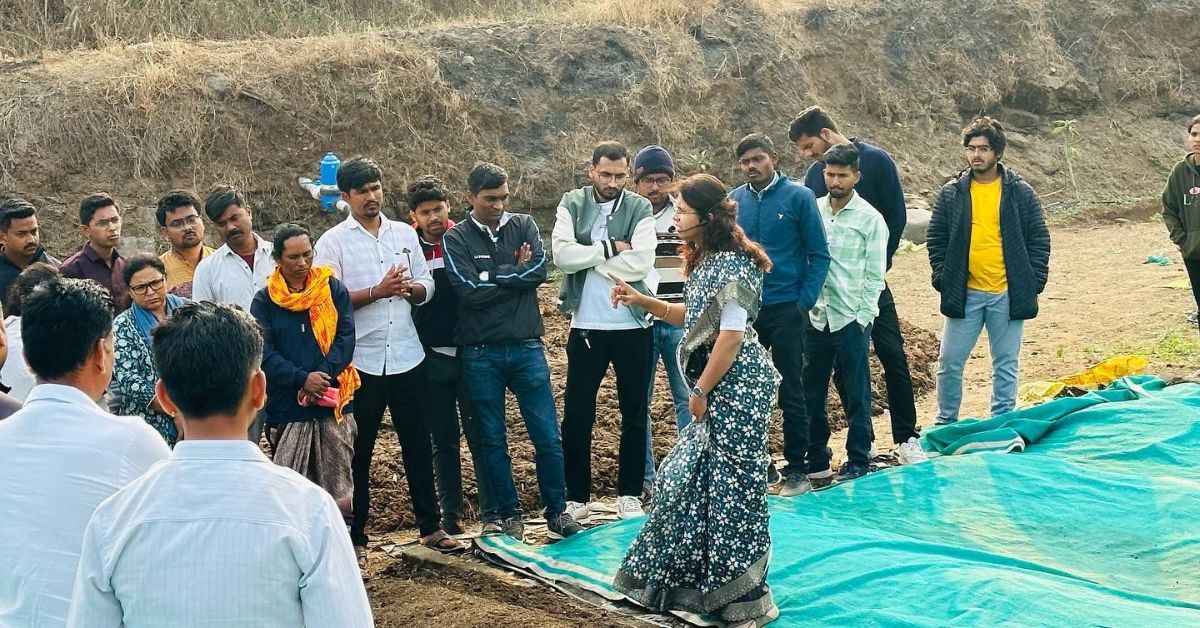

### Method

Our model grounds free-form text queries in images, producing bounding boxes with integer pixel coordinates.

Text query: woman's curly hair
[676,174,772,276]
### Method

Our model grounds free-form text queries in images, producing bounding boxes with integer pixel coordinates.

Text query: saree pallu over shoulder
[614,250,778,624]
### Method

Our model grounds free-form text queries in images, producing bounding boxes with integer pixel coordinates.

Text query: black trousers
[805,322,874,469]
[1186,257,1200,313]
[753,302,810,474]
[350,365,440,545]
[834,285,919,444]
[562,327,653,501]
[423,350,490,521]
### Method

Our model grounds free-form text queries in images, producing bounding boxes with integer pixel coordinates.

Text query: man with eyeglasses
[552,140,656,522]
[61,193,130,312]
[630,145,689,496]
[156,190,214,299]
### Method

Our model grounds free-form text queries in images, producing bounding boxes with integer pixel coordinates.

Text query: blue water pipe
[298,152,349,213]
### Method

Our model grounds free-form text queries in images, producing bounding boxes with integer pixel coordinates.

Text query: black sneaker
[836,462,870,482]
[546,512,583,540]
[501,517,525,541]
[766,461,782,486]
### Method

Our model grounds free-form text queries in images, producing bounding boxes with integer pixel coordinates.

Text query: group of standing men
[0,102,1054,626]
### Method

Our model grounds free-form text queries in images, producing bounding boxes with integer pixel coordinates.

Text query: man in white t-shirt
[0,278,170,628]
[551,141,657,521]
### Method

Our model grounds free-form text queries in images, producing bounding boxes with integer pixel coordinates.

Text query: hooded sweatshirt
[1162,153,1200,260]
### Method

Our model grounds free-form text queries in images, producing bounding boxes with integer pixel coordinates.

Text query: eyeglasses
[641,175,673,187]
[167,214,201,230]
[130,277,166,295]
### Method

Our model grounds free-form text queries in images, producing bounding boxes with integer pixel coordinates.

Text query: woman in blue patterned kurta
[611,174,779,626]
[108,255,189,446]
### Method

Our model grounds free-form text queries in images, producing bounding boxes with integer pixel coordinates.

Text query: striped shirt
[650,201,686,303]
[810,191,888,333]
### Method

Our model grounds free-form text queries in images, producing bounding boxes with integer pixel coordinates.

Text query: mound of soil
[366,284,939,530]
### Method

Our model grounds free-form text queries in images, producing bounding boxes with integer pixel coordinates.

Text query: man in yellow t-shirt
[156,190,214,299]
[927,117,1051,425]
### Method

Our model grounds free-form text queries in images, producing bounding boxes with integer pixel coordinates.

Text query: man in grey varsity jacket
[551,141,657,522]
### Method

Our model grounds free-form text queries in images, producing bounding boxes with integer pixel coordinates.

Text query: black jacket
[928,164,1051,320]
[250,276,356,424]
[442,213,548,346]
[804,139,907,269]
[414,228,459,348]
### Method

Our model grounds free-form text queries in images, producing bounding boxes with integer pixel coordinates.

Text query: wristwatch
[690,384,706,398]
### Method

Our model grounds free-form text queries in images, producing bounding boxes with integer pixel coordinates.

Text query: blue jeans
[644,320,691,485]
[462,339,566,521]
[936,290,1025,423]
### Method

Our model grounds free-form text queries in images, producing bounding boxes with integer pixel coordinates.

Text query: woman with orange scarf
[250,223,359,517]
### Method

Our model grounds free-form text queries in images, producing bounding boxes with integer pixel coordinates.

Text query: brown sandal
[420,530,466,554]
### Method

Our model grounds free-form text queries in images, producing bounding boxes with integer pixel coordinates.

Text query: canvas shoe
[896,437,929,465]
[778,474,812,497]
[836,462,870,482]
[501,517,525,541]
[616,495,645,519]
[565,500,591,522]
[546,512,583,540]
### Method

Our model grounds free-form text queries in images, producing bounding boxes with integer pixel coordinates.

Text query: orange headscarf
[266,265,360,422]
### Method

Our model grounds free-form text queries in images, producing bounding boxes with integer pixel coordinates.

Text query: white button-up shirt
[0,384,170,628]
[2,315,36,401]
[192,234,276,312]
[315,215,433,376]
[67,440,373,628]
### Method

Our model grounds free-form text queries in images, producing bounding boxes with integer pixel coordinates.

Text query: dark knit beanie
[633,145,675,181]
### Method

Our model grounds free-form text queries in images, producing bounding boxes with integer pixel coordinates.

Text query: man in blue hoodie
[730,133,831,497]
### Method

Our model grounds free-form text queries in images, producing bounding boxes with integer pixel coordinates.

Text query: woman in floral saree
[611,174,779,626]
[109,254,189,446]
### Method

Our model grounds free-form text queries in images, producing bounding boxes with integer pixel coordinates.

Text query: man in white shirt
[0,261,59,402]
[315,157,459,562]
[0,278,170,628]
[67,301,373,627]
[552,141,657,521]
[192,184,275,443]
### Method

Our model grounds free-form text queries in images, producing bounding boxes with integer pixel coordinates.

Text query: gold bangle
[660,302,670,319]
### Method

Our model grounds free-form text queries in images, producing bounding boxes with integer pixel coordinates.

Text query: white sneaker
[616,495,644,519]
[565,500,590,522]
[896,437,929,465]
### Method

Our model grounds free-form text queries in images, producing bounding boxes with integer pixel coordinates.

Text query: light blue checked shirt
[810,191,888,333]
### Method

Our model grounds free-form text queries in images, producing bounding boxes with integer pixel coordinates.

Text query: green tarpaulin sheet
[476,376,1200,626]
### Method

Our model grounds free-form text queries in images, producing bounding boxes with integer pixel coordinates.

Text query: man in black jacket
[409,175,488,535]
[927,117,1051,424]
[791,106,924,465]
[442,162,581,542]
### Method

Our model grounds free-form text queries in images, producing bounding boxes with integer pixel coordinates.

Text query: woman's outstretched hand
[611,276,643,309]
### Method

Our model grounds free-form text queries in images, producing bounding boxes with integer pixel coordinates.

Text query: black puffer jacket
[927,164,1051,320]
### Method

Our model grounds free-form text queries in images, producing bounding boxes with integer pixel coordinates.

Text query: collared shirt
[314,215,434,376]
[60,243,129,312]
[0,248,58,315]
[811,191,888,332]
[159,245,215,298]
[66,440,373,628]
[1,315,35,401]
[0,384,170,628]
[469,211,513,244]
[192,235,275,312]
[748,171,783,200]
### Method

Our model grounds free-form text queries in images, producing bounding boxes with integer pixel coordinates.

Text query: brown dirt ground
[363,217,1198,625]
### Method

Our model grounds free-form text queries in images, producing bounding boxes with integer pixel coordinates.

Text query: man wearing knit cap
[632,145,690,494]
